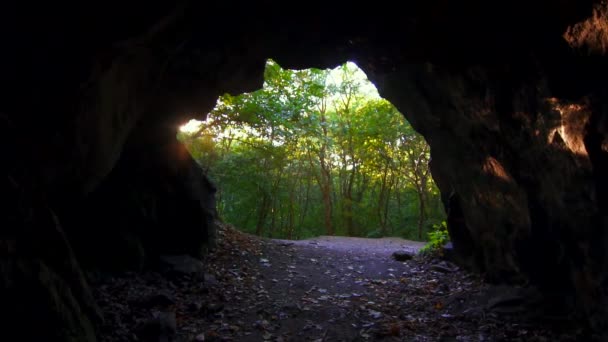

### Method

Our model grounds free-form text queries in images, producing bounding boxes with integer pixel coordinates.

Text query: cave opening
[177,59,446,243]
[3,1,608,340]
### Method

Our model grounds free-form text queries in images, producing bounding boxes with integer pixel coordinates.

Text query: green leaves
[420,221,450,255]
[178,59,445,240]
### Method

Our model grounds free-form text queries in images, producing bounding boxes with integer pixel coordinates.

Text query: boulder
[135,311,177,342]
[159,255,205,277]
[392,251,415,262]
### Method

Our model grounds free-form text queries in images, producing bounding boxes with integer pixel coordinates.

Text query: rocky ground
[93,223,587,341]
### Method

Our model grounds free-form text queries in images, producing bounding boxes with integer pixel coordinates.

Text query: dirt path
[274,235,425,256]
[96,224,585,342]
[250,236,425,341]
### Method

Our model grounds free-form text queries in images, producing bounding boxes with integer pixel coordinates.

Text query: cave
[2,1,608,341]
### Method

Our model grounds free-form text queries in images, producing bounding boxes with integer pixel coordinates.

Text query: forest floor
[95,223,586,341]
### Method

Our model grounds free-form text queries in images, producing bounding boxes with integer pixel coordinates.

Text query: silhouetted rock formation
[1,0,607,340]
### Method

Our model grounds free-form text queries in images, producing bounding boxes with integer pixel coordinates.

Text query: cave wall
[0,4,268,340]
[369,61,607,307]
[61,123,218,272]
[1,0,607,340]
[0,176,102,341]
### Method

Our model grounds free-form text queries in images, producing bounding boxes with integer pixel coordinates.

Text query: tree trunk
[378,164,389,236]
[268,169,283,238]
[255,193,269,236]
[318,107,333,236]
[298,173,312,230]
[344,197,354,236]
[417,187,426,240]
[395,178,402,231]
[321,180,333,235]
[241,208,252,230]
[384,182,392,235]
[343,161,358,236]
[288,185,295,239]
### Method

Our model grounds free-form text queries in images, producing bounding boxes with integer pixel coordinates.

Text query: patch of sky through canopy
[179,60,380,134]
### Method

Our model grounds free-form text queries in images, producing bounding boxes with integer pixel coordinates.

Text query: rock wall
[0,177,101,341]
[61,125,218,272]
[369,61,606,299]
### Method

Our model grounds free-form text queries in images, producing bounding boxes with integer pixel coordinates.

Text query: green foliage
[420,221,449,255]
[178,60,445,241]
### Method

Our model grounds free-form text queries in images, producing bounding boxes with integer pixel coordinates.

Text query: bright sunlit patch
[548,100,590,157]
[326,61,381,104]
[180,119,203,133]
[482,157,512,181]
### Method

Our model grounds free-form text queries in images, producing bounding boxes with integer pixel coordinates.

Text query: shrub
[419,221,449,255]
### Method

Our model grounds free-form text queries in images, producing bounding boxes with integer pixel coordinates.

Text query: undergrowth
[419,221,449,256]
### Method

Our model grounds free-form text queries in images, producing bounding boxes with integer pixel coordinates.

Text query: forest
[178,60,445,241]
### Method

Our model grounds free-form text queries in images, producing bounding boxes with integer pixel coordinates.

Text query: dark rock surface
[61,136,217,272]
[1,1,607,340]
[0,183,101,341]
[392,251,415,262]
[159,255,205,277]
[134,311,177,342]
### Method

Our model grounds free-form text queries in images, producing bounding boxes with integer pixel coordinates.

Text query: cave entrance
[178,59,445,243]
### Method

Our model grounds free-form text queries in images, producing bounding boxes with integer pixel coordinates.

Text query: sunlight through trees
[178,60,445,241]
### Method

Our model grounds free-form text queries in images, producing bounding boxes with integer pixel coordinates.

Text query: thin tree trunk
[321,178,333,236]
[288,185,295,239]
[299,172,312,229]
[395,178,402,231]
[378,164,389,236]
[241,208,252,230]
[343,161,357,236]
[384,181,392,236]
[255,193,269,236]
[318,107,333,236]
[417,187,426,240]
[344,197,354,236]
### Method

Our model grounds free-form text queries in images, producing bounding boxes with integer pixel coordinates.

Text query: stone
[392,251,415,262]
[188,301,204,312]
[159,255,205,277]
[203,273,219,286]
[130,293,175,309]
[206,303,224,314]
[135,311,177,342]
[441,242,457,263]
